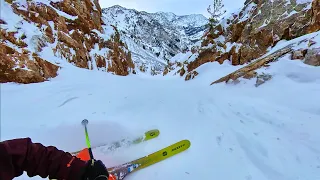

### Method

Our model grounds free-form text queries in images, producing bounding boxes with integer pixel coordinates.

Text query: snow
[2,32,320,180]
[0,0,122,73]
[91,0,98,11]
[296,0,313,4]
[92,27,112,39]
[284,0,313,11]
[282,10,298,19]
[238,2,257,23]
[173,14,208,27]
[169,51,193,63]
[215,35,226,43]
[102,5,208,73]
[49,5,78,20]
[259,19,269,29]
[1,1,320,180]
[120,34,167,74]
[0,0,24,31]
[1,0,51,59]
[225,42,243,52]
[5,0,77,20]
[259,31,320,59]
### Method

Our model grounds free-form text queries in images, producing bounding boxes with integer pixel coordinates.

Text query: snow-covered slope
[102,5,208,74]
[2,1,320,180]
[2,41,320,180]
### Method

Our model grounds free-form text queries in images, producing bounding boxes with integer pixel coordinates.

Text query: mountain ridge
[102,5,208,74]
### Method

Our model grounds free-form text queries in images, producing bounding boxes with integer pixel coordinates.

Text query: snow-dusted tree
[207,0,226,30]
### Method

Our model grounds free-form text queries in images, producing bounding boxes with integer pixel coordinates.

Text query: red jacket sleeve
[0,138,87,180]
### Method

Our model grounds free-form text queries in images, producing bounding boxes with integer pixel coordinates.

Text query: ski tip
[180,139,191,149]
[145,129,160,134]
[144,129,160,140]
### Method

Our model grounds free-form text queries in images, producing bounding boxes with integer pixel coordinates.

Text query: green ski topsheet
[49,129,160,180]
[132,129,160,144]
[71,129,160,155]
[108,139,191,180]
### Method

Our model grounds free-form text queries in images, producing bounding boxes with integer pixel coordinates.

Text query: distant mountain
[102,5,208,74]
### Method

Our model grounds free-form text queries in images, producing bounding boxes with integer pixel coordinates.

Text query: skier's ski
[107,139,191,180]
[71,129,160,155]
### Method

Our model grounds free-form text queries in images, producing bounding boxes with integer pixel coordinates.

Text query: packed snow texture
[2,47,320,180]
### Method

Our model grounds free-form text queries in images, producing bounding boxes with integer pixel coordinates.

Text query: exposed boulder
[291,49,308,60]
[255,73,272,87]
[210,45,293,85]
[185,71,199,81]
[243,71,257,79]
[304,48,320,66]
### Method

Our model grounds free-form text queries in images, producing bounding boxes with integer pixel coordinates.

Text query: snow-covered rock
[168,0,320,80]
[102,5,208,74]
[0,0,135,84]
[211,30,320,86]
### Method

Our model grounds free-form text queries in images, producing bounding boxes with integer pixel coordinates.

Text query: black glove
[82,159,110,180]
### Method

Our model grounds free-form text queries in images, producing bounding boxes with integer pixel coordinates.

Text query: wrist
[66,157,88,180]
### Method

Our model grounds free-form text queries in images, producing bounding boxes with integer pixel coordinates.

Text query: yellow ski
[71,129,160,155]
[108,139,191,180]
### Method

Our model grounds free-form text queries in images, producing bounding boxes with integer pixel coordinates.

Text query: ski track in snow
[1,58,320,180]
[58,97,79,107]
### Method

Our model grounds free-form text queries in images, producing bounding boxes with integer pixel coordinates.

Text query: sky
[98,0,246,18]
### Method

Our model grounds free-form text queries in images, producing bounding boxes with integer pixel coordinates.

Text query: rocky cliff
[0,0,135,84]
[210,30,320,87]
[167,0,320,80]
